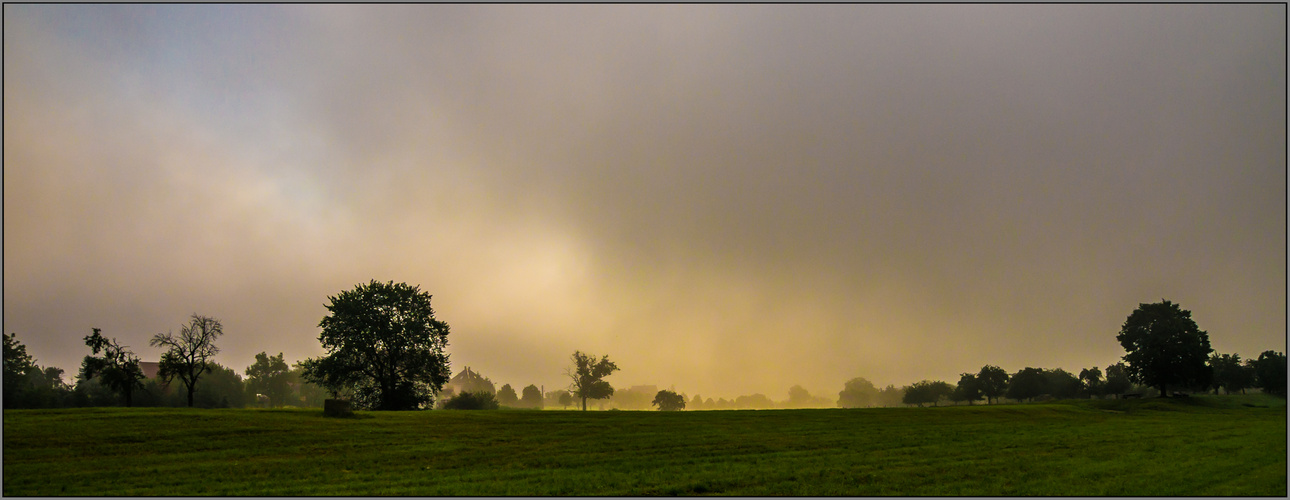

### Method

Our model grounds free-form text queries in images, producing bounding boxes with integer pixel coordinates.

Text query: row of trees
[3,324,329,410]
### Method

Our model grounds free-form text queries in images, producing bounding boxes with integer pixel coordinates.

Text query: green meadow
[3,394,1284,496]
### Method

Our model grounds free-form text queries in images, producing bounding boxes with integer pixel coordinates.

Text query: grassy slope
[3,395,1284,496]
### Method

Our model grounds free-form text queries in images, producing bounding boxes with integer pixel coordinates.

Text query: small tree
[567,351,619,411]
[1208,353,1251,395]
[977,365,1010,404]
[80,328,146,407]
[1045,369,1082,399]
[558,391,574,409]
[838,377,879,408]
[952,373,982,405]
[1252,350,1287,397]
[1104,362,1132,397]
[903,380,952,407]
[653,390,686,411]
[520,384,543,409]
[1078,367,1104,398]
[497,384,519,407]
[151,314,224,407]
[3,333,36,408]
[1116,300,1213,397]
[245,352,291,407]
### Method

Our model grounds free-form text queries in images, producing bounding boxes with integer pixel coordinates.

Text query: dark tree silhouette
[4,333,35,408]
[1252,350,1286,397]
[1104,362,1133,397]
[1078,367,1104,398]
[652,389,686,411]
[837,377,879,408]
[1006,367,1047,402]
[151,315,224,407]
[1116,300,1213,397]
[558,391,574,409]
[1208,353,1252,395]
[977,365,1010,404]
[497,384,519,407]
[1045,368,1082,399]
[80,328,146,407]
[952,373,982,405]
[903,380,953,407]
[301,280,451,411]
[245,352,291,407]
[566,351,618,411]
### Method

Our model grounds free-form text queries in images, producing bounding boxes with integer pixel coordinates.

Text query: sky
[4,4,1285,401]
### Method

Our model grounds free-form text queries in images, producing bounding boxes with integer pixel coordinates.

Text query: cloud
[4,5,1284,398]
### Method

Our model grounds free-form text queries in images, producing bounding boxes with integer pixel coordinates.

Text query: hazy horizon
[4,4,1285,400]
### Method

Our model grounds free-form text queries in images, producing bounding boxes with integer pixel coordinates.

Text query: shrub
[444,391,499,410]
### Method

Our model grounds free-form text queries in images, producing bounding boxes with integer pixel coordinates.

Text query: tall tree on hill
[80,328,146,407]
[301,280,452,410]
[151,315,223,407]
[567,351,618,411]
[977,365,1010,404]
[1116,300,1213,397]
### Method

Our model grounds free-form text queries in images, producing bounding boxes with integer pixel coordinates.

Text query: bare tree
[151,314,223,407]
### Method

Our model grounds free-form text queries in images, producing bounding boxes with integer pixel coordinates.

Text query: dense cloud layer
[5,5,1285,398]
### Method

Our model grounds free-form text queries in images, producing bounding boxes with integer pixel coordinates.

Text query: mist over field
[4,4,1285,399]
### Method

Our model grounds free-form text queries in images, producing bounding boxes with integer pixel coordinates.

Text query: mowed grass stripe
[3,395,1284,496]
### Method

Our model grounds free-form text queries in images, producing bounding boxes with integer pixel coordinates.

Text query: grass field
[3,394,1284,496]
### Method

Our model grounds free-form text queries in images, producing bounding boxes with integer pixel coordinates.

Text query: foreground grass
[3,394,1284,496]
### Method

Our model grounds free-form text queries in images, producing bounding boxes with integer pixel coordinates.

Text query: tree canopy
[837,377,879,408]
[1116,300,1213,397]
[245,352,291,407]
[80,328,146,407]
[977,365,1010,404]
[567,351,618,411]
[1252,350,1286,397]
[302,280,451,410]
[151,314,224,407]
[652,389,686,411]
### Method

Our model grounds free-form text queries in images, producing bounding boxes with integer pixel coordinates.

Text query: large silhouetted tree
[151,315,224,407]
[977,365,1009,404]
[301,280,451,410]
[80,328,146,407]
[1116,300,1213,397]
[567,351,618,411]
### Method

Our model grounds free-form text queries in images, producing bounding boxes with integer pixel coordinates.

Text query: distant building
[139,361,161,380]
[436,366,496,401]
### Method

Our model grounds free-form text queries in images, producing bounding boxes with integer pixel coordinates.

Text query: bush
[444,391,499,410]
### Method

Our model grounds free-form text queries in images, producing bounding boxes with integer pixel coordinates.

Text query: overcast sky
[5,4,1285,400]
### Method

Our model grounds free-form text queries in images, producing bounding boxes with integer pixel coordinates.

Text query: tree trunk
[581,396,587,411]
[1158,384,1168,398]
[187,383,196,407]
